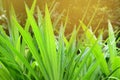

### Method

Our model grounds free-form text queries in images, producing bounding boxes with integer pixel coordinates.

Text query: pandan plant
[0,0,120,80]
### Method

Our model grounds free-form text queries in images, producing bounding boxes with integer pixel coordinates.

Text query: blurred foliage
[0,0,120,38]
[56,0,120,36]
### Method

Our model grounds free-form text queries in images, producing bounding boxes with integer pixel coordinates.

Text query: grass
[0,0,120,80]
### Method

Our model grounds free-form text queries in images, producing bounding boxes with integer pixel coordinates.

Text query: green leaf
[80,21,110,76]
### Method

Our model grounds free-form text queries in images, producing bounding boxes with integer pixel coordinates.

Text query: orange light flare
[55,0,120,39]
[1,0,120,39]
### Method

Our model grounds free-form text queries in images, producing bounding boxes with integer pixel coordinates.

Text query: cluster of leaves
[0,0,120,80]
